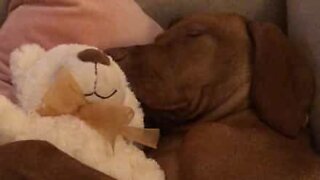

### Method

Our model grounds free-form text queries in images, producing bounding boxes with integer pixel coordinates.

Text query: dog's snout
[104,47,130,62]
[78,49,110,66]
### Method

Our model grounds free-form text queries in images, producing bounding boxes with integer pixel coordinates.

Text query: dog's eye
[187,29,204,37]
[186,23,207,37]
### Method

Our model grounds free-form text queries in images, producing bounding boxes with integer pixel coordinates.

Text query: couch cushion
[0,0,7,25]
[287,0,320,150]
[136,0,286,29]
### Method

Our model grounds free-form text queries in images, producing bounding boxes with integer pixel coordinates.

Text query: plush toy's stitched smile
[84,89,118,99]
[84,62,118,100]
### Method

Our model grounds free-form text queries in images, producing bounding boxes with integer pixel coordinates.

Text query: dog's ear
[249,22,314,137]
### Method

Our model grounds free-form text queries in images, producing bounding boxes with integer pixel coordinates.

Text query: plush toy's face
[64,49,126,104]
[11,44,128,112]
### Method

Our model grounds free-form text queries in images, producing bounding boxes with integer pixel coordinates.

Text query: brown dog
[106,14,319,180]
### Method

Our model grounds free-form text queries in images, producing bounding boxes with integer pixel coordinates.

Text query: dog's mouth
[84,89,118,99]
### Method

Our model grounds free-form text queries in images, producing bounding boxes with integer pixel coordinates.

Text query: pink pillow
[0,0,163,101]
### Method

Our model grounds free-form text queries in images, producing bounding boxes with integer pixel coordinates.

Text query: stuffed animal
[0,44,165,180]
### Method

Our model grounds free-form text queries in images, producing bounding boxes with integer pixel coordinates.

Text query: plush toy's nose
[78,49,110,66]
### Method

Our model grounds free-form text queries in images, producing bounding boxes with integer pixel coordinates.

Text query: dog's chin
[142,102,193,132]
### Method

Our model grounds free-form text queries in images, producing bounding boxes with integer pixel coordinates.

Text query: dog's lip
[84,89,118,99]
[140,100,190,115]
[142,101,192,124]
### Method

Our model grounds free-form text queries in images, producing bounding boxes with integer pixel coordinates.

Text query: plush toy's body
[0,44,164,180]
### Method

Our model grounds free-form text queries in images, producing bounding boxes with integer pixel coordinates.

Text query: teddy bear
[0,44,165,180]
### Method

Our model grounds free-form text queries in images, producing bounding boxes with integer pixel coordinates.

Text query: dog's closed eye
[186,23,207,37]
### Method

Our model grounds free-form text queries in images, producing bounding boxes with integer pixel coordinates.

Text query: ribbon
[37,68,159,149]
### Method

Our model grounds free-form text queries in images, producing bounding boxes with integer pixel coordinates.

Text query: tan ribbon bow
[37,68,160,149]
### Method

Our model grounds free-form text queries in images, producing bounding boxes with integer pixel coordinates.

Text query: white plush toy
[0,44,164,180]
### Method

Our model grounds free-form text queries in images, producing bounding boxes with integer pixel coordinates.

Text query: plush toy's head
[6,44,163,180]
[10,44,128,112]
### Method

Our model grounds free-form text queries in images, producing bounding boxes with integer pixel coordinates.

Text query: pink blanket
[0,0,163,101]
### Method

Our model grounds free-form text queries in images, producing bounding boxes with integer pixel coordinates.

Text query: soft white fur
[0,44,164,180]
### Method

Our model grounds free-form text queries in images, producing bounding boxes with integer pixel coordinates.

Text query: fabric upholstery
[136,0,286,29]
[287,0,320,149]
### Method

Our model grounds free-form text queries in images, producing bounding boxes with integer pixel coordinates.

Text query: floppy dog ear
[249,22,314,137]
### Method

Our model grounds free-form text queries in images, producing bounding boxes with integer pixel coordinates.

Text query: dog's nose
[78,49,110,66]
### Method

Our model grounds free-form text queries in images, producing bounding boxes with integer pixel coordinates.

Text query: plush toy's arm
[0,95,29,144]
[10,44,45,84]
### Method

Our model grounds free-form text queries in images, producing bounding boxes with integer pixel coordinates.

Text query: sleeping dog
[106,14,319,180]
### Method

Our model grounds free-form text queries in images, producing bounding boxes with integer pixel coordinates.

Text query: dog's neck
[198,81,251,123]
[172,81,251,134]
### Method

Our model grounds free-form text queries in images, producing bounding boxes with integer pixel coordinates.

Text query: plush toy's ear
[249,22,314,137]
[10,44,46,80]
